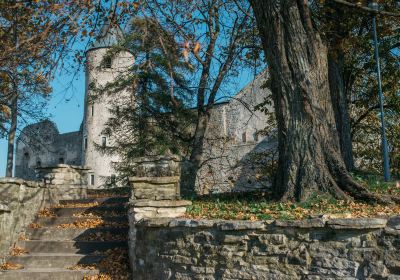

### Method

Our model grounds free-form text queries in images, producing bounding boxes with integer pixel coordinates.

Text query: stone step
[0,268,100,280]
[51,205,126,217]
[19,240,127,254]
[35,216,128,227]
[26,227,128,241]
[7,253,105,269]
[58,196,129,205]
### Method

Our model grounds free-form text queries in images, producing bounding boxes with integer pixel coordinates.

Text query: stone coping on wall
[36,164,91,170]
[135,216,400,231]
[129,176,180,184]
[0,177,88,190]
[129,200,192,207]
[0,177,43,188]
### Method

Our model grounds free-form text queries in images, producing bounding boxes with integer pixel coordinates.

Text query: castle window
[104,56,112,69]
[242,132,247,143]
[253,132,259,142]
[24,152,29,158]
[91,105,94,116]
[36,160,41,167]
[90,174,95,185]
[84,137,88,150]
[102,137,107,147]
[59,157,64,164]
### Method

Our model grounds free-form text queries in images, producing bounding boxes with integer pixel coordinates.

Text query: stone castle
[15,25,275,191]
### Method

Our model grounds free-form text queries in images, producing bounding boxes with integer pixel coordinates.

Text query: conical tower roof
[89,19,124,50]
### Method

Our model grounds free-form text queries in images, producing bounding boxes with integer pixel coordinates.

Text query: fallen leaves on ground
[73,210,124,218]
[83,248,131,280]
[78,232,127,242]
[67,264,98,270]
[10,246,28,256]
[28,223,41,229]
[18,233,27,241]
[56,218,128,229]
[37,208,56,217]
[54,202,99,208]
[186,195,400,221]
[0,262,23,270]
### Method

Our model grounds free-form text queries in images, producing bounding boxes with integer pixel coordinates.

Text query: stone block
[275,218,326,228]
[327,218,387,229]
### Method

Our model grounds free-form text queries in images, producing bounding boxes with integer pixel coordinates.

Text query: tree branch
[331,0,400,17]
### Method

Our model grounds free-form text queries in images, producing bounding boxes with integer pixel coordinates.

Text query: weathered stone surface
[0,178,87,258]
[275,218,326,228]
[387,216,400,230]
[169,219,218,228]
[130,176,180,200]
[217,220,266,231]
[0,203,10,213]
[132,200,192,207]
[130,216,400,279]
[327,218,387,229]
[36,164,90,186]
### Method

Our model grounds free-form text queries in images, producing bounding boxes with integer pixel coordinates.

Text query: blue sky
[0,59,257,176]
[0,68,86,176]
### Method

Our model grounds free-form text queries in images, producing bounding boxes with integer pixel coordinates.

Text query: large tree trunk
[183,110,209,195]
[328,49,354,171]
[250,0,389,203]
[6,94,17,177]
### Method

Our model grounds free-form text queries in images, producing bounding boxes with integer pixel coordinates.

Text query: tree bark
[250,0,389,203]
[328,48,354,171]
[183,110,209,195]
[6,94,17,177]
[6,2,18,178]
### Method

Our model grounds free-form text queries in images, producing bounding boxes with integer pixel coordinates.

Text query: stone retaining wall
[0,178,87,258]
[132,217,400,279]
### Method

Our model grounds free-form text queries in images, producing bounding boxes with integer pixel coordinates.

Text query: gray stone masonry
[0,177,87,259]
[36,164,90,186]
[132,216,400,279]
[128,156,192,274]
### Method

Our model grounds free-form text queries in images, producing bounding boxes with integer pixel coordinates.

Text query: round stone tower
[82,24,134,188]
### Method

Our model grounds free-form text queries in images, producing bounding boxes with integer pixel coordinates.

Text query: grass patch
[185,172,400,221]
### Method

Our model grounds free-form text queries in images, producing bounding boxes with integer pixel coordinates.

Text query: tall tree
[144,0,259,192]
[249,0,397,203]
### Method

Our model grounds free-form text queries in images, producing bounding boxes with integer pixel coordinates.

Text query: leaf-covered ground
[185,172,400,220]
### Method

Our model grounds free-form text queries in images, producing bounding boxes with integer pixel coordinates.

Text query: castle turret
[82,23,134,187]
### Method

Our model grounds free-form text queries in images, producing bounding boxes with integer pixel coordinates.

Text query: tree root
[326,148,398,205]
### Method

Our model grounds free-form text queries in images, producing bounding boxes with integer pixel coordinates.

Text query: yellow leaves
[193,42,201,54]
[1,105,11,118]
[186,196,400,221]
[182,41,190,62]
[37,208,56,218]
[10,246,28,256]
[83,248,131,280]
[182,41,201,62]
[28,223,41,229]
[133,2,140,10]
[0,262,23,270]
[68,264,97,271]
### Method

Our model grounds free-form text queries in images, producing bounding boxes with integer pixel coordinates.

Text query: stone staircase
[0,192,131,280]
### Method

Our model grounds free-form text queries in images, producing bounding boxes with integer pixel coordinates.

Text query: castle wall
[196,73,276,194]
[15,120,82,180]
